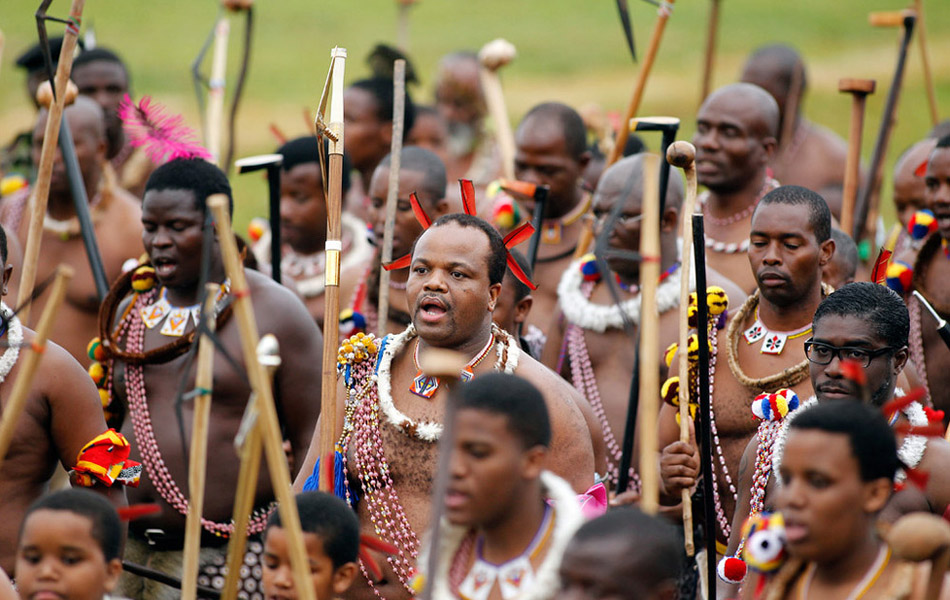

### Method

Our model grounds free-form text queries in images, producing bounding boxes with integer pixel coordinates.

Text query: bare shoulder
[515,352,585,414]
[245,269,321,335]
[110,187,144,225]
[29,328,98,402]
[805,122,848,162]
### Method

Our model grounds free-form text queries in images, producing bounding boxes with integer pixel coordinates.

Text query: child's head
[263,492,360,600]
[16,489,123,600]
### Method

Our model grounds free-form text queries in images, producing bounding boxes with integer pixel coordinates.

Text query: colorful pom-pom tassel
[578,253,601,282]
[492,193,518,230]
[131,266,157,292]
[664,342,678,368]
[0,174,28,197]
[885,260,913,295]
[717,555,748,584]
[87,337,105,362]
[88,362,107,387]
[661,377,679,405]
[99,388,111,409]
[751,389,799,421]
[741,512,787,574]
[707,286,729,315]
[339,308,367,338]
[248,217,268,243]
[908,209,938,241]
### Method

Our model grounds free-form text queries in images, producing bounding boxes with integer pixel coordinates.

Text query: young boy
[14,489,123,600]
[261,492,360,600]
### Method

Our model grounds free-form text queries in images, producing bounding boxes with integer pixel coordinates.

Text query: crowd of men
[2,24,950,600]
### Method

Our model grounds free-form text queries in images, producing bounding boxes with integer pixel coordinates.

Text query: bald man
[740,45,852,216]
[888,138,938,260]
[7,97,142,365]
[694,83,779,294]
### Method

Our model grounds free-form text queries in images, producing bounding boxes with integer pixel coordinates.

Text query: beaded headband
[383,179,538,290]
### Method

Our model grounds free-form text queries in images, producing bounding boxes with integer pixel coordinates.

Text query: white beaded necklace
[0,302,24,383]
[375,323,521,442]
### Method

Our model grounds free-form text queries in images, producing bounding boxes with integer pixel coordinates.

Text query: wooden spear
[181,285,219,600]
[912,0,939,127]
[479,39,517,180]
[607,0,676,167]
[17,0,85,325]
[205,15,230,166]
[0,265,73,471]
[377,59,407,338]
[667,141,697,555]
[209,196,316,600]
[838,79,876,237]
[637,153,661,514]
[699,0,720,103]
[0,29,5,82]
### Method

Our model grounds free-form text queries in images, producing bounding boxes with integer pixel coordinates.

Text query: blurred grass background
[1,0,948,234]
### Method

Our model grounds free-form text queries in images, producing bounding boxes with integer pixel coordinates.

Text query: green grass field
[2,0,949,234]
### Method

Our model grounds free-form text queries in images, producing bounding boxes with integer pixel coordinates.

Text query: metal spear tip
[666,141,696,168]
[36,79,78,108]
[235,154,283,174]
[256,334,282,368]
[629,116,680,133]
[478,39,516,71]
[887,512,950,562]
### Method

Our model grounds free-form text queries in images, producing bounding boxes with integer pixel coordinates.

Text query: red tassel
[383,254,412,271]
[904,466,930,490]
[117,503,162,522]
[506,255,537,290]
[870,248,893,285]
[924,407,946,423]
[502,222,535,248]
[839,360,867,385]
[881,388,926,418]
[359,547,384,581]
[459,179,478,216]
[409,192,433,229]
[894,423,946,437]
[360,534,399,555]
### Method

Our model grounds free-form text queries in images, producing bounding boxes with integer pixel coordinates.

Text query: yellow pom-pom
[688,291,698,308]
[687,304,699,328]
[87,337,105,362]
[131,266,157,292]
[409,572,426,594]
[687,334,700,360]
[664,343,678,368]
[99,388,111,409]
[661,377,680,406]
[88,362,106,387]
[707,286,729,316]
[0,174,28,197]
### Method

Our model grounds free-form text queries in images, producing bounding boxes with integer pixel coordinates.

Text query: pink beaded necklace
[699,332,738,538]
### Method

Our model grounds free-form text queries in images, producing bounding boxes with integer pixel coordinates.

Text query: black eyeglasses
[803,340,895,368]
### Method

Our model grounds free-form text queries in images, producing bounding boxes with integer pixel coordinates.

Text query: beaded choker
[410,332,495,399]
[539,191,591,245]
[742,306,812,355]
[139,281,230,337]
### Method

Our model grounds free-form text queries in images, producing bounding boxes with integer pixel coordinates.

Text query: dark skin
[559,537,677,600]
[513,113,591,345]
[658,202,830,539]
[344,87,392,198]
[9,98,142,366]
[0,259,126,575]
[72,59,128,155]
[112,188,322,538]
[294,223,594,600]
[693,84,779,294]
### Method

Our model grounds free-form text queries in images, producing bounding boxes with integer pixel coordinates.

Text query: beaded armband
[71,428,142,487]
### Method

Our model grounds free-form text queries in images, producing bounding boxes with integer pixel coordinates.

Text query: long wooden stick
[667,141,697,555]
[838,79,875,236]
[181,285,219,600]
[377,59,407,338]
[17,0,85,324]
[913,0,939,127]
[0,265,73,471]
[0,30,5,83]
[479,39,517,180]
[209,196,316,600]
[222,335,278,600]
[319,47,346,492]
[205,16,230,166]
[699,0,720,103]
[607,1,675,167]
[637,153,661,515]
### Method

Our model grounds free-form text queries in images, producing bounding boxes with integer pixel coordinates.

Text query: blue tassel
[302,450,357,505]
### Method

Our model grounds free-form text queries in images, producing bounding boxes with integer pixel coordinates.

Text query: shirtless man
[8,97,142,366]
[546,154,743,486]
[887,138,938,260]
[694,83,780,294]
[740,45,850,215]
[351,147,457,336]
[658,185,834,546]
[514,103,591,344]
[909,135,950,425]
[0,226,128,575]
[99,158,323,599]
[251,136,372,328]
[714,282,950,597]
[296,212,595,600]
[72,47,156,197]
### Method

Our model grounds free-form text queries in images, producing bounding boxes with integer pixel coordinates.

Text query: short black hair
[520,102,588,160]
[813,282,909,348]
[20,489,121,561]
[276,136,352,195]
[456,373,551,448]
[419,213,507,286]
[0,225,8,266]
[378,146,446,203]
[755,185,831,243]
[568,507,682,594]
[16,36,84,74]
[504,248,533,302]
[789,400,899,483]
[350,76,416,141]
[144,158,234,216]
[935,134,950,151]
[73,47,128,76]
[829,229,858,279]
[266,492,360,569]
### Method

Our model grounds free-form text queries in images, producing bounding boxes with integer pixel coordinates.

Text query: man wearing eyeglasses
[715,282,950,597]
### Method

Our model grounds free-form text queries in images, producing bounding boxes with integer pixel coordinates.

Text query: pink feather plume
[119,94,212,164]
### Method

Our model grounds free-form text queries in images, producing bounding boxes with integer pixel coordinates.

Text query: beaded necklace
[699,330,737,537]
[409,332,495,398]
[908,300,933,404]
[700,177,779,254]
[0,302,23,384]
[743,306,813,356]
[139,281,230,337]
[539,191,591,246]
[120,288,274,538]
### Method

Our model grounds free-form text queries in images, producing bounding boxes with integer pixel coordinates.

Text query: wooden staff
[838,79,876,236]
[779,61,803,157]
[913,0,939,127]
[699,0,720,103]
[607,0,676,167]
[235,154,284,284]
[417,349,468,600]
[377,59,407,337]
[853,10,915,242]
[631,117,679,214]
[396,0,415,51]
[667,141,697,555]
[205,15,230,166]
[318,47,346,492]
[889,513,950,600]
[0,29,5,82]
[637,153,661,515]
[209,196,316,600]
[479,39,517,180]
[0,265,72,471]
[221,335,278,600]
[181,285,219,600]
[17,0,85,324]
